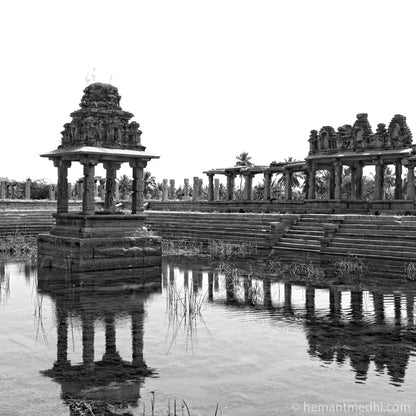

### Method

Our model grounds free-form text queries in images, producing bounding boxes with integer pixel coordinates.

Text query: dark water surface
[1,257,416,415]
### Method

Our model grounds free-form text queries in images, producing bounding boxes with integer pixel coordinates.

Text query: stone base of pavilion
[37,213,162,272]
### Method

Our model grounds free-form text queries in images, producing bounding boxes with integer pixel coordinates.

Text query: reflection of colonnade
[164,263,416,386]
[39,267,161,407]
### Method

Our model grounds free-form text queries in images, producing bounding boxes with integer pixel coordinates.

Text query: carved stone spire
[59,83,145,151]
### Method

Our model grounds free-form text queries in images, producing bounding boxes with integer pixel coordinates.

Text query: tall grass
[0,233,37,259]
[404,262,416,282]
[165,281,207,353]
[162,239,258,259]
[67,395,222,416]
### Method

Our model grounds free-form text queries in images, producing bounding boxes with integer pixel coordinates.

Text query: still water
[1,257,416,415]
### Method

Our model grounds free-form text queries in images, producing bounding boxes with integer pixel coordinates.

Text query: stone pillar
[25,180,31,200]
[54,159,71,214]
[114,180,120,201]
[99,179,105,201]
[55,306,69,368]
[132,309,144,367]
[49,184,55,201]
[169,179,175,199]
[82,312,94,368]
[214,178,220,201]
[284,169,292,200]
[0,181,6,199]
[183,179,190,200]
[355,163,363,200]
[374,160,385,200]
[103,314,117,362]
[207,174,214,202]
[131,160,147,214]
[303,171,309,199]
[162,179,168,201]
[199,179,203,199]
[307,163,316,199]
[243,172,253,200]
[406,163,415,200]
[226,173,235,201]
[192,177,199,201]
[67,182,72,199]
[394,160,403,199]
[350,163,362,200]
[263,171,272,201]
[80,156,99,215]
[103,162,121,212]
[329,165,336,199]
[208,272,214,301]
[334,161,342,199]
[93,179,99,199]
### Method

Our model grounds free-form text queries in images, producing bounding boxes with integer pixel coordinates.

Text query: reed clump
[66,395,222,416]
[0,233,37,259]
[404,262,416,282]
[208,240,258,259]
[162,239,258,259]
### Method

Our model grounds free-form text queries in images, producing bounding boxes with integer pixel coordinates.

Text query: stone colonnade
[0,179,32,200]
[202,167,305,202]
[53,156,148,215]
[306,157,414,200]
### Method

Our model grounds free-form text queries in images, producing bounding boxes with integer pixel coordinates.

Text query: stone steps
[330,239,416,252]
[323,245,416,260]
[145,211,275,247]
[0,210,55,237]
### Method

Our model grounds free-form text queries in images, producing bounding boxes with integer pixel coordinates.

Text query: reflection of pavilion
[38,266,161,408]
[168,262,416,386]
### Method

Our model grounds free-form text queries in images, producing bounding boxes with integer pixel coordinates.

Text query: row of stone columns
[307,159,414,200]
[54,157,147,215]
[161,177,214,201]
[208,170,302,202]
[0,180,31,200]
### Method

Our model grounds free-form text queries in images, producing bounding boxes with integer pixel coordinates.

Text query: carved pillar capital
[103,161,121,171]
[129,159,148,169]
[53,158,72,169]
[80,156,99,167]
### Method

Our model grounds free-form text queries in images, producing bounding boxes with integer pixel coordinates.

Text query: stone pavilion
[37,83,161,271]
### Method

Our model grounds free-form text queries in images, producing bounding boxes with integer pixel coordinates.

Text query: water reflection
[37,266,161,411]
[170,260,416,387]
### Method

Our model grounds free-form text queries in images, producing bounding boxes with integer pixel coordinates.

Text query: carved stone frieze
[308,113,413,155]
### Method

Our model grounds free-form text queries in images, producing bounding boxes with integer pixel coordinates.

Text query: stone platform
[37,213,162,272]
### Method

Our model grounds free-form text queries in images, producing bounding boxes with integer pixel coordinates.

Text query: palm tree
[235,151,253,168]
[235,152,253,197]
[118,174,132,199]
[143,170,156,197]
[277,157,301,192]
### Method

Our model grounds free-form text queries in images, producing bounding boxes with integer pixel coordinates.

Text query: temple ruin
[37,83,161,271]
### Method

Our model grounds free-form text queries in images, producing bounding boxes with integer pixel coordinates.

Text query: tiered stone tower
[37,83,161,272]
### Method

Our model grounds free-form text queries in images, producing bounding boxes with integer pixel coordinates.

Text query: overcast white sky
[1,0,416,185]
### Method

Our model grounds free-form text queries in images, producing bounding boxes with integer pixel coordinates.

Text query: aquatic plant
[162,240,204,257]
[285,261,325,284]
[334,256,365,276]
[404,262,416,282]
[266,259,283,273]
[165,280,207,353]
[162,239,258,259]
[0,232,37,259]
[208,240,258,259]
[66,392,222,416]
